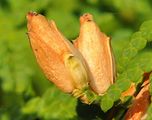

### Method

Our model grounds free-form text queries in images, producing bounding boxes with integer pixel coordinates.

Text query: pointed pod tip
[26,11,38,21]
[80,13,93,24]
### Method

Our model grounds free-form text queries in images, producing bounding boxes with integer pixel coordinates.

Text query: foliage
[100,20,152,112]
[0,0,152,120]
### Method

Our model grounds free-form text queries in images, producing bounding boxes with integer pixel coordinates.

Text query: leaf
[116,76,131,92]
[107,84,122,101]
[126,67,143,83]
[100,19,152,111]
[22,97,41,114]
[100,94,114,112]
[146,103,152,120]
[140,20,152,41]
[130,32,147,50]
[22,87,77,120]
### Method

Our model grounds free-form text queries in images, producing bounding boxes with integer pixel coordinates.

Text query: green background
[0,0,152,120]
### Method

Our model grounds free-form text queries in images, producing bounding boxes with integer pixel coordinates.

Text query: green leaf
[130,32,147,50]
[122,45,137,59]
[107,84,122,101]
[100,94,114,112]
[100,23,152,110]
[126,67,143,83]
[145,103,152,120]
[140,20,152,41]
[22,97,41,114]
[22,87,77,119]
[39,87,76,120]
[115,73,131,92]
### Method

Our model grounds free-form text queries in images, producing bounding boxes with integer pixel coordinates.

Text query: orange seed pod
[27,12,93,103]
[74,13,116,95]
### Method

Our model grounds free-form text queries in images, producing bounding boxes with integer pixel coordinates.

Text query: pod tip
[26,11,38,20]
[80,13,93,23]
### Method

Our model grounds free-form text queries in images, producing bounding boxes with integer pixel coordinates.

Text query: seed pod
[74,13,116,94]
[26,12,92,103]
[125,83,150,120]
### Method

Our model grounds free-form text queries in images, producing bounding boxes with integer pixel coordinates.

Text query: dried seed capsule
[27,12,93,103]
[125,82,150,120]
[74,13,116,95]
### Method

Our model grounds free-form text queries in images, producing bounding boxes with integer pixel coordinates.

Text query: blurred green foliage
[0,0,152,120]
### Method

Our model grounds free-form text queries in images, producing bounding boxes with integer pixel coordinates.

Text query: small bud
[27,12,94,103]
[74,13,116,94]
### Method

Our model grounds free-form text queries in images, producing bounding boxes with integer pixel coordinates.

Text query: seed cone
[27,12,93,103]
[74,13,116,94]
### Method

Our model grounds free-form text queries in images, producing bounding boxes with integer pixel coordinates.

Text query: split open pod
[27,12,116,104]
[26,12,96,104]
[74,14,116,95]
